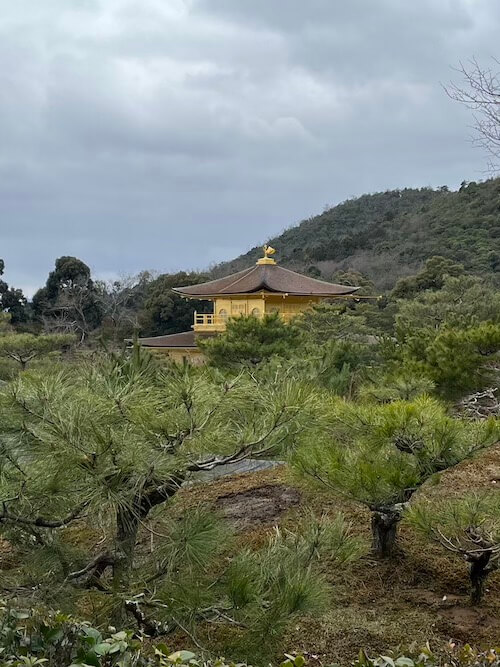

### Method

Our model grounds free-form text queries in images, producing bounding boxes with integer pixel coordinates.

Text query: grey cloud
[0,0,499,294]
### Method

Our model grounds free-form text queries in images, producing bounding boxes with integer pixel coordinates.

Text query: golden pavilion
[137,246,359,364]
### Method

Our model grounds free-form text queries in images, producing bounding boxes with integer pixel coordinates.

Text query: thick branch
[125,600,172,637]
[0,500,89,528]
[188,406,293,471]
[68,551,115,580]
[139,473,185,515]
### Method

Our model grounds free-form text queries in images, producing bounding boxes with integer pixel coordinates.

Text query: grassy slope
[213,179,500,290]
[1,448,498,664]
[173,447,500,665]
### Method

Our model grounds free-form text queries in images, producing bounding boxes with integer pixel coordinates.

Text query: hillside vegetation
[214,179,500,289]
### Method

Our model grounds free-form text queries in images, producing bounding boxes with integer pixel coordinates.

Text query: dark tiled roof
[137,330,199,348]
[173,264,359,297]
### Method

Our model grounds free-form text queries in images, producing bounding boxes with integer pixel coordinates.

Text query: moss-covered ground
[170,446,500,664]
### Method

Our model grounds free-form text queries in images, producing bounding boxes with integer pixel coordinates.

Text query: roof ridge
[275,264,359,289]
[173,265,253,293]
[173,261,359,297]
[220,264,260,292]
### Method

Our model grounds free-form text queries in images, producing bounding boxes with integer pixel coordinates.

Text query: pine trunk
[371,508,401,558]
[114,505,140,591]
[110,473,185,624]
[469,552,491,605]
[112,474,185,591]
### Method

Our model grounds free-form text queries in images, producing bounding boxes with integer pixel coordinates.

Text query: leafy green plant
[354,642,499,667]
[0,602,140,666]
[0,601,312,666]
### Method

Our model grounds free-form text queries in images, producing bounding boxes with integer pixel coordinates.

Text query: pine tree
[199,313,303,367]
[408,493,500,604]
[0,333,76,370]
[293,396,499,557]
[0,346,312,625]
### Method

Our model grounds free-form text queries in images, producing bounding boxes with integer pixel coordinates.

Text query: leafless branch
[457,387,500,420]
[445,57,500,170]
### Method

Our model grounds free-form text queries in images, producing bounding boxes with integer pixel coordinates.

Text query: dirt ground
[215,483,301,529]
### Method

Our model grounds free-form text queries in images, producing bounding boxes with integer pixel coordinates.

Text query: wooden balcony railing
[193,311,298,331]
[194,313,227,327]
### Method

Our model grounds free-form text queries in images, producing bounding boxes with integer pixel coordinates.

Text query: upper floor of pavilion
[173,246,360,333]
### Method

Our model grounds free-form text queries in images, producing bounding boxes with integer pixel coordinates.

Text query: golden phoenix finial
[256,244,277,265]
[263,245,276,257]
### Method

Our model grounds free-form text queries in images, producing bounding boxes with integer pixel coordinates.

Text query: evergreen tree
[408,493,500,604]
[391,275,500,394]
[0,332,76,370]
[32,256,102,340]
[0,259,28,324]
[0,347,313,626]
[139,271,210,336]
[392,256,464,299]
[293,396,499,558]
[199,314,303,367]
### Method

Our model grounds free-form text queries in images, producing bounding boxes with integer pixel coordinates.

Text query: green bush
[0,601,310,666]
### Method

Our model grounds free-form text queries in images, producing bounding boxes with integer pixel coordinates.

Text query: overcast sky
[1,0,499,295]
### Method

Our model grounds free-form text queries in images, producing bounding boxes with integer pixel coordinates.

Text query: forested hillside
[214,179,500,289]
[1,179,499,340]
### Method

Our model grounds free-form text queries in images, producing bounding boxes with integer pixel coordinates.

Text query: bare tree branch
[445,57,500,170]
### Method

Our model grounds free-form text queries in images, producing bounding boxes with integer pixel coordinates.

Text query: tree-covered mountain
[3,179,499,340]
[213,179,500,289]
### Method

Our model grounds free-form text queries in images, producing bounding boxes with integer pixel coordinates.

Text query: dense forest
[214,178,500,289]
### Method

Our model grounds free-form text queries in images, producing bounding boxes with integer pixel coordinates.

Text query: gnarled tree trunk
[468,551,492,605]
[112,472,186,592]
[371,505,404,558]
[109,473,185,625]
[114,504,140,591]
